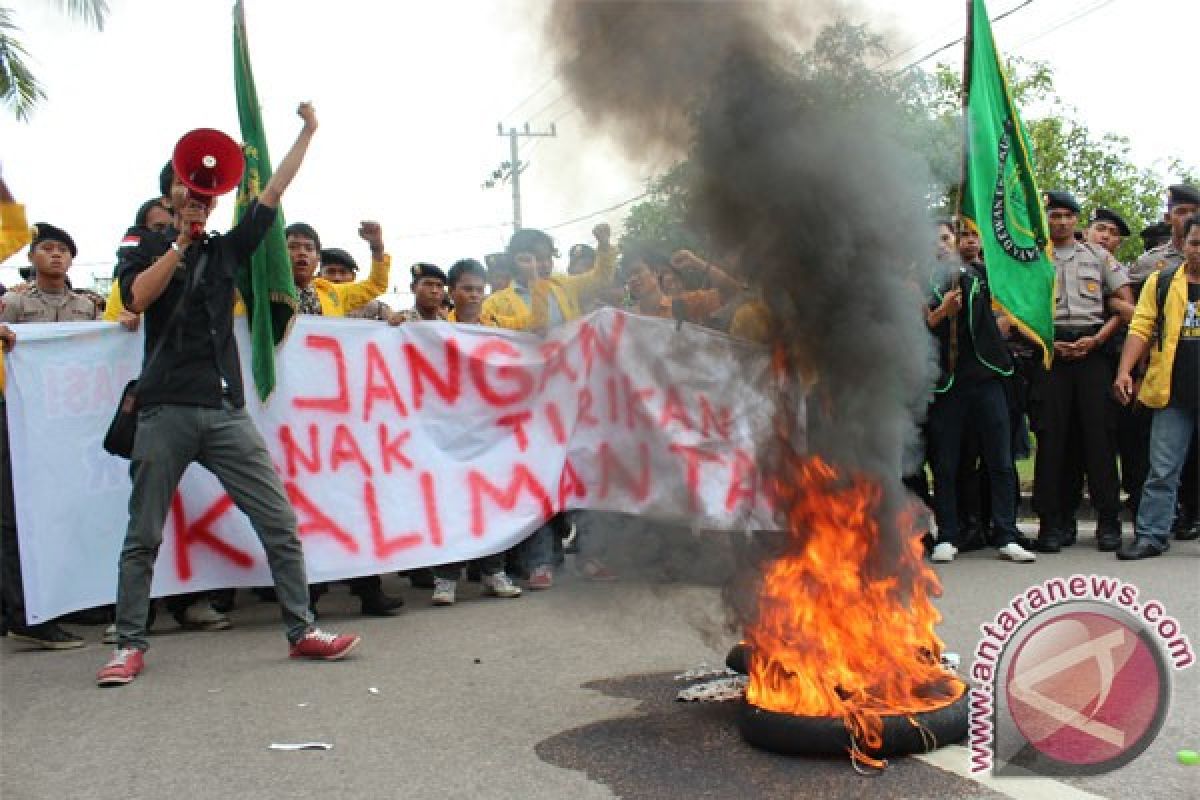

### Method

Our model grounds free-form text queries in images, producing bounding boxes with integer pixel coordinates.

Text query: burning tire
[725,641,750,675]
[737,691,969,758]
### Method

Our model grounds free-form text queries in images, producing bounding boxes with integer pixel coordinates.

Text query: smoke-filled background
[544,0,941,625]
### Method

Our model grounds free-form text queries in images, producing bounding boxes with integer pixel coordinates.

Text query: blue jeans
[1134,406,1197,549]
[927,378,1021,547]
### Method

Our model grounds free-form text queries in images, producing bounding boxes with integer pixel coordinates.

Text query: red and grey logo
[994,603,1170,776]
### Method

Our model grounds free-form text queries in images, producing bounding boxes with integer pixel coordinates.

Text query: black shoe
[1173,515,1200,541]
[1096,519,1122,552]
[1033,531,1061,554]
[1116,540,1165,561]
[406,568,437,590]
[1058,518,1077,547]
[359,590,403,617]
[7,621,85,650]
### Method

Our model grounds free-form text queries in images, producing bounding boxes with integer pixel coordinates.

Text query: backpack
[1153,264,1181,351]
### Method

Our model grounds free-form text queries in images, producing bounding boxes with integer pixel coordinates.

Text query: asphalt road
[1,521,1196,800]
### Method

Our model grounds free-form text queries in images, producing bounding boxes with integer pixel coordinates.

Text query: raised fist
[359,220,384,254]
[297,102,318,132]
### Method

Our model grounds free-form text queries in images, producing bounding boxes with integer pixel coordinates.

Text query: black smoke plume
[544,1,939,625]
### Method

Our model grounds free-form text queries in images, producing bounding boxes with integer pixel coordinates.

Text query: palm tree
[1,0,109,121]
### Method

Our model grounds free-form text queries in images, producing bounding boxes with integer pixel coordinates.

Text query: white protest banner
[4,309,778,622]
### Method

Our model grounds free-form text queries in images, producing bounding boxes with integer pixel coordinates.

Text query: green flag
[959,0,1054,367]
[233,0,297,401]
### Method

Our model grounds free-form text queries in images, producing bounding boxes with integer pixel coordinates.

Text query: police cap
[1140,221,1172,251]
[1088,207,1131,237]
[1167,184,1200,209]
[410,262,447,284]
[320,247,358,272]
[30,222,78,257]
[1043,190,1080,214]
[568,243,595,264]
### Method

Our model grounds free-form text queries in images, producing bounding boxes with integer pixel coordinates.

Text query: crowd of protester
[0,107,1195,687]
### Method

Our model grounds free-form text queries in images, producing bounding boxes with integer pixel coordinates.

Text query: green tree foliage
[1,1,108,121]
[933,59,1194,263]
[623,22,1195,266]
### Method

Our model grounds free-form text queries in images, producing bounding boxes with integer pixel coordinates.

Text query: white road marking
[916,744,1107,799]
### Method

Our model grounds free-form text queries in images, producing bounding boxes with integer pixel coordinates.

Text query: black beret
[1043,190,1080,214]
[30,222,78,257]
[1088,207,1130,237]
[1167,184,1200,208]
[320,247,358,272]
[410,262,447,284]
[285,222,321,251]
[568,243,595,263]
[1140,221,1172,250]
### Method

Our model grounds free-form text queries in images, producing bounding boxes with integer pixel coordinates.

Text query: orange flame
[745,456,965,751]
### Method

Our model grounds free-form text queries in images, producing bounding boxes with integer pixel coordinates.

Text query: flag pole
[957,0,974,226]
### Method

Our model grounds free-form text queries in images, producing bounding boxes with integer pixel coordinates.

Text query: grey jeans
[115,400,313,651]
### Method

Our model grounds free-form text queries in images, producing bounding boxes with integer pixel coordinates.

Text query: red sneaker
[289,628,361,660]
[528,565,554,590]
[96,648,145,687]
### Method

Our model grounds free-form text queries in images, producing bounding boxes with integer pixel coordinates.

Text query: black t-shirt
[117,201,277,409]
[1169,281,1200,411]
[954,299,994,384]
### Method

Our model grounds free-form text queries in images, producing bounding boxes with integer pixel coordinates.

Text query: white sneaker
[103,624,117,645]
[998,542,1037,563]
[481,572,522,598]
[175,604,231,631]
[930,543,957,563]
[432,578,457,606]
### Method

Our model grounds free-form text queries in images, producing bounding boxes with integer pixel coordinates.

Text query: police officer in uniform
[1032,191,1134,553]
[1133,184,1200,540]
[0,224,98,648]
[1058,207,1136,542]
[389,262,449,324]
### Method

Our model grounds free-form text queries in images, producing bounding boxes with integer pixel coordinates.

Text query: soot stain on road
[534,671,1003,799]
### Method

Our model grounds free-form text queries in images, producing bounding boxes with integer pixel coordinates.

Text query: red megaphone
[172,128,245,239]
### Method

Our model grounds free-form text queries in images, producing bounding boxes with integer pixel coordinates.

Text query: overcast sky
[2,0,1194,306]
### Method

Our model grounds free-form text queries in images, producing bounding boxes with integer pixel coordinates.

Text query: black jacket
[928,261,1014,393]
[117,201,276,409]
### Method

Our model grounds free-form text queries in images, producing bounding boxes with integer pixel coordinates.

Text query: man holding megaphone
[98,103,362,688]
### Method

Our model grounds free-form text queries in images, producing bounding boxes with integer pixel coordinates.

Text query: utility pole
[483,122,557,232]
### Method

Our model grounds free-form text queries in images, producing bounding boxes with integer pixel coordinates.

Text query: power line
[394,221,511,240]
[1010,0,1119,50]
[543,191,650,231]
[498,74,559,121]
[893,0,1036,73]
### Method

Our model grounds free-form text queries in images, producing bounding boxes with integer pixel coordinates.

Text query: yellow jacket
[306,254,391,317]
[0,203,29,265]
[0,204,31,393]
[103,254,391,320]
[482,246,616,330]
[1130,266,1192,409]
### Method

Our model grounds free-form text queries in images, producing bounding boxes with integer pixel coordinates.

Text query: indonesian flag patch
[119,234,140,249]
